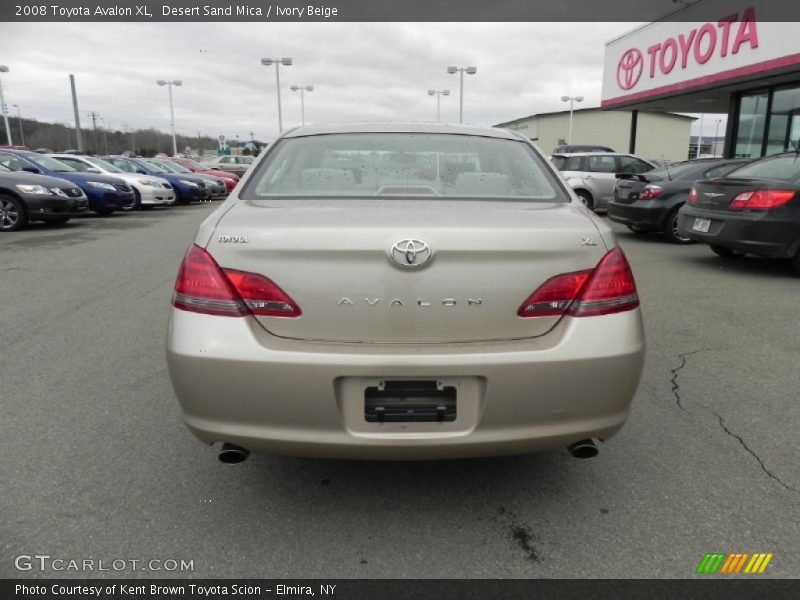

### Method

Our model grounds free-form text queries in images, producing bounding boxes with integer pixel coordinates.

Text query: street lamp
[447,66,477,124]
[0,65,12,145]
[714,119,723,156]
[12,103,23,147]
[156,79,182,156]
[98,116,109,155]
[427,89,450,122]
[290,85,313,125]
[560,95,584,144]
[261,57,292,133]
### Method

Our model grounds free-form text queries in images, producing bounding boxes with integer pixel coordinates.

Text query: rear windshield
[243,133,564,201]
[725,155,800,181]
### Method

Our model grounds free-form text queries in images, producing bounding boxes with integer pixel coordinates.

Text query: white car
[48,154,175,210]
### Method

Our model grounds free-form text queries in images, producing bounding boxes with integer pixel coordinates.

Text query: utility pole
[87,111,100,154]
[69,74,83,152]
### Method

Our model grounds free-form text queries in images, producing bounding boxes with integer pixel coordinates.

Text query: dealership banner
[4,579,800,599]
[602,2,800,107]
[2,0,800,22]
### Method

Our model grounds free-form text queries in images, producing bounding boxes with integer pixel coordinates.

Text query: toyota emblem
[389,239,433,268]
[617,48,644,91]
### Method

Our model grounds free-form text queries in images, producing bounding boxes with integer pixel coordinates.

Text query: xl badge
[389,239,432,268]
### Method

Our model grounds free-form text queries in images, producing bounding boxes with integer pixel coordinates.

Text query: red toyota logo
[617,48,644,91]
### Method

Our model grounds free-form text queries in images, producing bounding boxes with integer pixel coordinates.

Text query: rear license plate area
[365,380,456,423]
[692,217,711,233]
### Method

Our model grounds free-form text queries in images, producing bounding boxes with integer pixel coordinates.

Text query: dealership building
[602,2,800,159]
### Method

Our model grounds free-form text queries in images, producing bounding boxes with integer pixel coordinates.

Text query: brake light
[517,247,639,318]
[639,185,663,200]
[688,187,699,205]
[729,190,795,210]
[172,245,301,318]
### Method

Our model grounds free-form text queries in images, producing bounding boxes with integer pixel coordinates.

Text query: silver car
[204,155,254,177]
[167,123,645,462]
[551,152,656,212]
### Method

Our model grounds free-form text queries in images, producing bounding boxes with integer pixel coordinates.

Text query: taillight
[729,190,795,210]
[639,185,663,200]
[688,187,699,205]
[172,245,301,318]
[517,247,639,319]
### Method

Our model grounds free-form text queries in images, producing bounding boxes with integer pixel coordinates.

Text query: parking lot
[2,203,799,579]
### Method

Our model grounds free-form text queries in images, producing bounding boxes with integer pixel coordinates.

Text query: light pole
[98,117,109,155]
[261,57,292,133]
[560,95,584,145]
[714,119,722,156]
[156,79,182,156]
[290,85,313,125]
[87,111,100,153]
[447,66,476,124]
[427,89,450,122]
[696,113,705,159]
[12,103,24,146]
[0,65,12,145]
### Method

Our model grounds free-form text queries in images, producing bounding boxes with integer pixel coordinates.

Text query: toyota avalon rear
[166,123,645,462]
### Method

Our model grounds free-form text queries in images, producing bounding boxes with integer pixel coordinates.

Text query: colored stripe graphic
[697,553,726,574]
[744,553,774,574]
[698,552,773,574]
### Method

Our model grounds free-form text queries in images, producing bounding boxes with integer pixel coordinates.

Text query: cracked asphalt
[2,205,799,579]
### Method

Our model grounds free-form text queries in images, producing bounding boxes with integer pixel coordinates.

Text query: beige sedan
[203,155,254,177]
[167,122,645,463]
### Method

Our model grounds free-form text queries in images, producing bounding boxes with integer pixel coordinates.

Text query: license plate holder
[692,217,711,233]
[365,380,456,423]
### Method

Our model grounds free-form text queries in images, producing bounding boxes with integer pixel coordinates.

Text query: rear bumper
[678,206,800,258]
[166,309,645,460]
[607,200,672,230]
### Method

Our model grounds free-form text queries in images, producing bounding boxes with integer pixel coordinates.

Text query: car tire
[710,245,744,258]
[575,190,594,210]
[663,210,693,244]
[627,224,649,235]
[175,190,190,206]
[124,189,141,212]
[0,194,27,232]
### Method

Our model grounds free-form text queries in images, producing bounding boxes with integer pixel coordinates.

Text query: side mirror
[136,169,147,175]
[22,166,41,174]
[87,167,102,173]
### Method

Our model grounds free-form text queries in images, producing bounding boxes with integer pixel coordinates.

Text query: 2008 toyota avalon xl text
[166,123,645,462]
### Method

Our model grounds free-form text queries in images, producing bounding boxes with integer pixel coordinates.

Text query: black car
[608,158,753,243]
[677,153,800,273]
[0,163,89,231]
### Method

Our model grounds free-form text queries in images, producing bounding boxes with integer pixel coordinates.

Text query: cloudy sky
[0,22,724,142]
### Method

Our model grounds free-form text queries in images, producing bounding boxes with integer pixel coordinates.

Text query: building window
[765,85,800,156]
[734,91,768,158]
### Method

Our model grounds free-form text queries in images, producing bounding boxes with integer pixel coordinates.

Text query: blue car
[103,156,209,205]
[0,149,135,215]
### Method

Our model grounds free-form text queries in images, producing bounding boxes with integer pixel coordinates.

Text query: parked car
[552,144,615,154]
[165,156,239,193]
[678,152,800,274]
[551,152,656,212]
[608,158,754,243]
[103,156,208,205]
[0,162,89,231]
[49,154,175,210]
[166,122,645,463]
[0,149,135,214]
[204,155,254,177]
[150,159,228,199]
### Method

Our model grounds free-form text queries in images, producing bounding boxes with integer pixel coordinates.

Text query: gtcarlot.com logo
[696,552,773,574]
[14,554,194,572]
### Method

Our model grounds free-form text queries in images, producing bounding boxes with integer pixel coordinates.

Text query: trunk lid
[691,178,777,211]
[207,199,608,344]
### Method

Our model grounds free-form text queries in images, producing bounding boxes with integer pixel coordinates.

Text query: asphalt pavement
[2,204,799,579]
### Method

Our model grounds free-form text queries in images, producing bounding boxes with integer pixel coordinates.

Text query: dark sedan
[608,158,753,243]
[0,163,89,231]
[677,153,800,274]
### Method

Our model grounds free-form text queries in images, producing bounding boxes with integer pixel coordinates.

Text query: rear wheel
[575,190,594,211]
[663,210,693,244]
[710,245,744,258]
[0,195,27,232]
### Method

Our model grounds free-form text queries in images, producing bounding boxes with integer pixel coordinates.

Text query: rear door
[584,154,618,208]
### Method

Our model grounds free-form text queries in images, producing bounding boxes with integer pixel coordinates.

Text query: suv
[551,152,655,212]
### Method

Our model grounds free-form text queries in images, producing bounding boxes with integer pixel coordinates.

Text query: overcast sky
[0,22,725,143]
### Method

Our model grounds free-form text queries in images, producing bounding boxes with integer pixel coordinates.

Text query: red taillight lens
[172,245,301,318]
[729,190,795,210]
[517,247,639,319]
[639,185,663,200]
[688,187,699,205]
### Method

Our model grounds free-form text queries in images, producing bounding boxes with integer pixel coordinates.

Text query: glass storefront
[733,84,800,157]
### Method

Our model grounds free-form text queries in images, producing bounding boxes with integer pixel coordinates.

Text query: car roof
[551,152,635,158]
[281,121,521,140]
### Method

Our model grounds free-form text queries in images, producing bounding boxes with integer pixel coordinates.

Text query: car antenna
[662,155,672,181]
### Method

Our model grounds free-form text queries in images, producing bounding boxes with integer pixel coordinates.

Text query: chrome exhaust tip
[567,439,598,459]
[218,443,250,464]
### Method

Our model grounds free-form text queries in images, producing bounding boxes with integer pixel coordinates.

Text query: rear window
[242,133,564,201]
[725,155,800,181]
